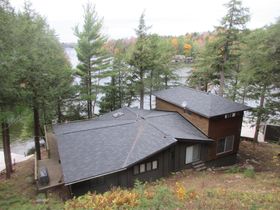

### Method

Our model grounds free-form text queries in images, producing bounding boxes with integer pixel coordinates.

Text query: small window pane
[140,164,145,173]
[133,165,139,175]
[232,113,236,117]
[217,139,225,154]
[146,162,152,171]
[152,160,158,169]
[225,136,234,152]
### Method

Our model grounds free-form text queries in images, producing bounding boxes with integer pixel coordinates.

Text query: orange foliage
[171,38,179,50]
[184,43,192,56]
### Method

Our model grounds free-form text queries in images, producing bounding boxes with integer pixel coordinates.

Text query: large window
[185,144,201,164]
[217,135,234,154]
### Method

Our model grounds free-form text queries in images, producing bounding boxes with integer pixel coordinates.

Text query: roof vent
[112,112,124,118]
[181,101,188,109]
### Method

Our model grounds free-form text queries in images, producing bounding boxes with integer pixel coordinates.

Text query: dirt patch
[238,140,280,172]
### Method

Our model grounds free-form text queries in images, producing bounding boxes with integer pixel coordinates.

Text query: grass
[1,141,280,210]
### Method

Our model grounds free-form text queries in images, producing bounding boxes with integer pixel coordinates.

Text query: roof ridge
[122,120,145,167]
[179,85,211,96]
[144,112,176,119]
[58,120,135,135]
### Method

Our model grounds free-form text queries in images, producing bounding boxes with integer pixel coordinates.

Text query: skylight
[112,112,124,118]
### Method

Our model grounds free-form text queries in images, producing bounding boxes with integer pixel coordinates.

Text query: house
[49,86,250,195]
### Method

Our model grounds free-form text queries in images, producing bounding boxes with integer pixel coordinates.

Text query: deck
[37,132,64,191]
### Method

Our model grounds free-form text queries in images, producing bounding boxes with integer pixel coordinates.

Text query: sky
[10,0,280,43]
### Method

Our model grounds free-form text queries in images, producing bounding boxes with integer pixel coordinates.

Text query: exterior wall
[70,142,208,196]
[155,98,210,135]
[71,147,172,195]
[207,112,243,161]
[155,97,244,162]
[173,141,208,171]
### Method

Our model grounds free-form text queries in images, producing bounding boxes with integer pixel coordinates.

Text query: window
[133,160,158,175]
[133,165,139,175]
[146,162,152,171]
[225,112,236,119]
[217,135,234,154]
[152,160,158,170]
[140,163,145,173]
[185,144,201,164]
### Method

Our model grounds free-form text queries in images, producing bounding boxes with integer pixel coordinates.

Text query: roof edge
[64,168,127,186]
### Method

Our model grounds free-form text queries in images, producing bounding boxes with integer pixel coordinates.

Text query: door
[185,144,201,164]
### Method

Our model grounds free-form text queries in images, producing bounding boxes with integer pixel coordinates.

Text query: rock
[235,175,242,179]
[244,164,254,170]
[249,159,261,165]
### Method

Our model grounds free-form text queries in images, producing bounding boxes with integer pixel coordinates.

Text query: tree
[146,34,175,109]
[75,3,109,118]
[240,24,280,145]
[215,0,250,96]
[99,47,136,113]
[188,37,220,92]
[0,0,18,178]
[129,12,151,109]
[16,3,73,160]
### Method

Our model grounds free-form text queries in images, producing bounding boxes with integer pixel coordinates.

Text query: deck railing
[44,125,50,158]
[34,151,38,181]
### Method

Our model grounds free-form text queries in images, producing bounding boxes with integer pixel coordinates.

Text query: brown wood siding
[155,98,210,135]
[207,112,244,160]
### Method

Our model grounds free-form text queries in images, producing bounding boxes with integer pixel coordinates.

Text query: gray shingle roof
[153,86,251,118]
[53,107,211,185]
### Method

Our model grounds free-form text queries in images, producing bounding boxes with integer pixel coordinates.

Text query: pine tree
[75,3,109,118]
[99,42,136,113]
[240,24,280,145]
[215,0,250,96]
[16,3,73,160]
[129,12,151,109]
[0,0,18,178]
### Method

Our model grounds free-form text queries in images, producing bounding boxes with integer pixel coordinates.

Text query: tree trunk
[204,81,208,92]
[112,77,116,110]
[2,122,12,179]
[140,69,144,109]
[164,74,168,89]
[219,41,229,97]
[219,69,225,96]
[232,74,238,102]
[57,99,62,123]
[241,86,247,105]
[118,70,122,108]
[253,85,266,148]
[33,105,41,160]
[149,70,154,110]
[88,69,92,119]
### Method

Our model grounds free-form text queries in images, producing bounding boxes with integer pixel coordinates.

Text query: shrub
[243,168,255,178]
[226,165,241,173]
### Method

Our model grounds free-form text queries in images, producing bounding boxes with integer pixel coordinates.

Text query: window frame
[185,144,201,164]
[133,165,139,175]
[133,159,158,175]
[139,163,146,173]
[152,160,158,170]
[146,162,152,171]
[216,135,235,155]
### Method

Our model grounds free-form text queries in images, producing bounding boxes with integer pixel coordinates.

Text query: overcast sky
[10,0,280,43]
